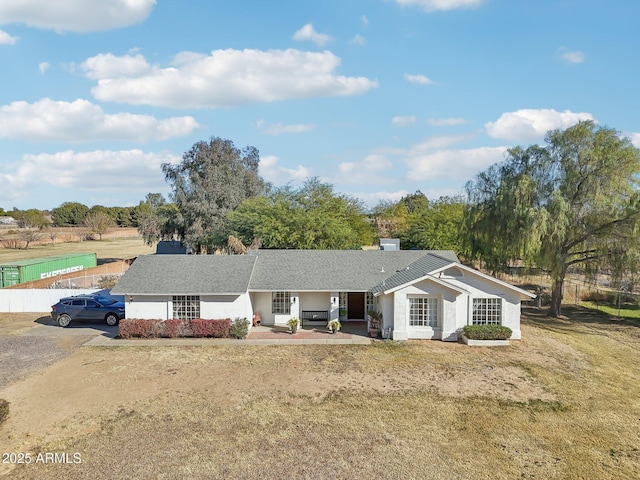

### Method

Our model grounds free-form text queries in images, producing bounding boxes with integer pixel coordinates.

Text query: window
[472,298,502,325]
[365,291,374,314]
[409,297,439,327]
[272,291,291,314]
[173,295,200,320]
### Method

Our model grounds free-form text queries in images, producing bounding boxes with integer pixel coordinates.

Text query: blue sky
[0,0,638,211]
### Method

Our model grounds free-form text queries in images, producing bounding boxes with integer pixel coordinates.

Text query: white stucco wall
[200,293,252,321]
[438,271,525,339]
[388,280,460,341]
[299,292,332,324]
[249,291,299,325]
[125,295,171,319]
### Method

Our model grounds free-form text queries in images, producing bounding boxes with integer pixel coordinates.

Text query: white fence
[0,288,100,313]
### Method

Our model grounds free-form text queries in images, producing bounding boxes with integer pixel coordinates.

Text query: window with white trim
[272,291,291,314]
[472,298,502,325]
[173,295,200,320]
[365,291,374,314]
[409,297,439,327]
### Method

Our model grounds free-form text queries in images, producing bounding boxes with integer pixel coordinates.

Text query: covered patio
[248,321,370,341]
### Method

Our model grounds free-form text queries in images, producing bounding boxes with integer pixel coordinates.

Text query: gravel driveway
[0,335,94,390]
[0,315,115,390]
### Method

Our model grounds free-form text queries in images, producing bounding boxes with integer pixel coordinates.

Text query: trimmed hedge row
[119,318,246,339]
[463,324,513,340]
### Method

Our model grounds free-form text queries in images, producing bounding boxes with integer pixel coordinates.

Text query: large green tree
[400,196,469,256]
[228,178,372,249]
[134,194,181,246]
[162,137,267,253]
[51,202,90,226]
[466,121,640,317]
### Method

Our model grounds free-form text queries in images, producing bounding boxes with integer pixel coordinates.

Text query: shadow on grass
[522,305,640,336]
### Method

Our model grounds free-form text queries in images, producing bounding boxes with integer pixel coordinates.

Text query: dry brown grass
[0,235,154,264]
[2,307,640,479]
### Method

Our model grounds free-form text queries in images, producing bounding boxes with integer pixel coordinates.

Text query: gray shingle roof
[370,253,457,295]
[111,254,256,295]
[247,250,432,291]
[112,250,461,295]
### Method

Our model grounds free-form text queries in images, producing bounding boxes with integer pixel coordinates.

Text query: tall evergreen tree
[162,137,268,253]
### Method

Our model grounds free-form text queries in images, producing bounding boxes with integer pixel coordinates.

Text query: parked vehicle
[51,295,125,327]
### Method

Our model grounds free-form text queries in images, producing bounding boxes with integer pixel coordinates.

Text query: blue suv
[51,294,125,327]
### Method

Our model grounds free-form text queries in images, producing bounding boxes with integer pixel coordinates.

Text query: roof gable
[370,253,457,295]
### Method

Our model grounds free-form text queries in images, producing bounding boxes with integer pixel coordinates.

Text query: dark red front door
[348,293,365,320]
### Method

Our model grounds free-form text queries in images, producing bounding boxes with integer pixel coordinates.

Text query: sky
[0,0,639,211]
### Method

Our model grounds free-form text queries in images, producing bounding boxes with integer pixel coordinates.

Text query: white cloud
[293,23,332,46]
[81,53,151,80]
[0,98,200,142]
[427,117,467,126]
[356,190,410,206]
[627,133,640,148]
[361,15,369,26]
[392,115,417,127]
[406,146,507,180]
[395,0,485,12]
[38,62,50,74]
[404,73,435,85]
[337,154,394,184]
[559,49,585,64]
[0,28,17,44]
[259,122,315,135]
[485,108,595,142]
[4,149,179,191]
[352,34,366,46]
[259,155,310,184]
[0,0,156,33]
[84,49,378,109]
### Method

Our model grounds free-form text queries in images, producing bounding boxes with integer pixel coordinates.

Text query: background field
[0,307,638,479]
[0,231,154,265]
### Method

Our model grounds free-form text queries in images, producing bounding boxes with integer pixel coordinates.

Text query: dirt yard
[0,307,639,479]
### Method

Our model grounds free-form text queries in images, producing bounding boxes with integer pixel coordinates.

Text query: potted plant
[367,310,382,338]
[327,319,341,334]
[288,317,300,334]
[339,308,347,321]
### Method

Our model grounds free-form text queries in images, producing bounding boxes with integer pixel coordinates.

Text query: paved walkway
[83,323,373,347]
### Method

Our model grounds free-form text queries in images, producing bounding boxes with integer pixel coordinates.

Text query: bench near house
[111,250,535,341]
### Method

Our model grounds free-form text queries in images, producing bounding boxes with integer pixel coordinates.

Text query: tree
[83,212,114,240]
[51,202,89,226]
[371,200,409,239]
[465,121,640,317]
[13,209,49,229]
[18,229,42,249]
[162,137,268,253]
[135,200,180,246]
[228,178,373,249]
[400,196,469,256]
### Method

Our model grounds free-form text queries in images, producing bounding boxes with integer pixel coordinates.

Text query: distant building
[0,216,17,225]
[379,238,400,251]
[156,240,190,255]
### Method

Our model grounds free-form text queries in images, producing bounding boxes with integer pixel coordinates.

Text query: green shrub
[229,317,249,339]
[463,324,512,340]
[0,399,9,426]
